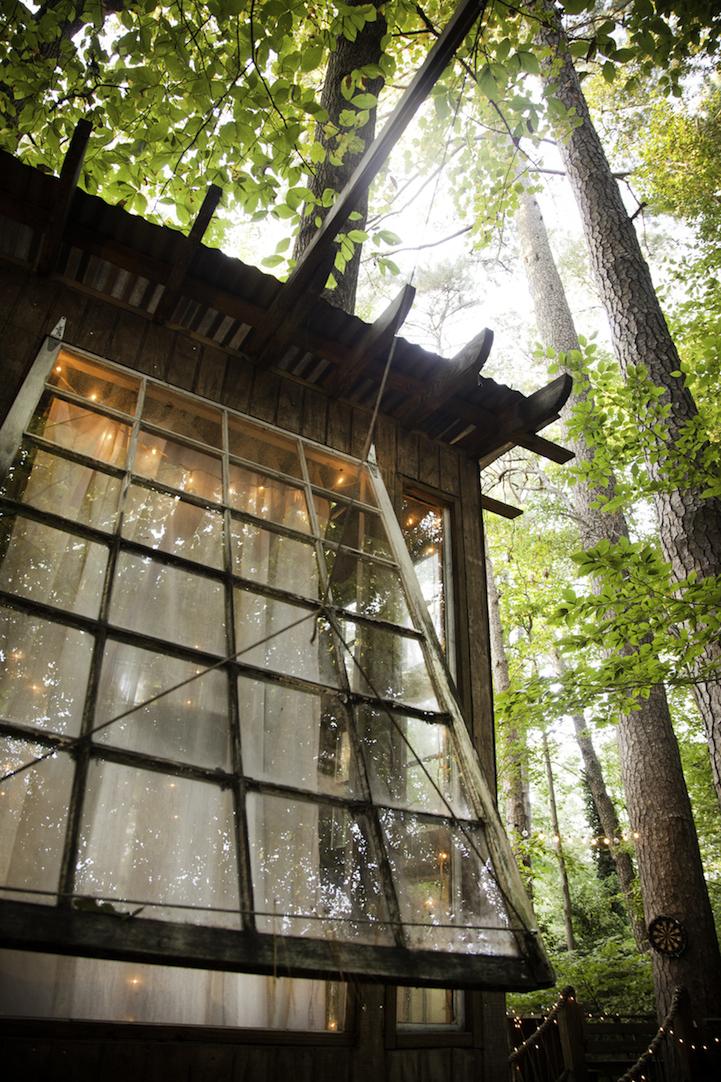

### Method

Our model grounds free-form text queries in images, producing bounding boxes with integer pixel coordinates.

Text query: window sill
[0,1016,353,1046]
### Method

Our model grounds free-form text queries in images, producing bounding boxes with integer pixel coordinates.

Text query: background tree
[526,0,721,821]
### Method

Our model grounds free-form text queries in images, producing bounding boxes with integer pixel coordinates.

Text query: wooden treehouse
[0,7,575,1078]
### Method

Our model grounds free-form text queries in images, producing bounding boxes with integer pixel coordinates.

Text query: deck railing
[508,986,586,1081]
[508,985,720,1082]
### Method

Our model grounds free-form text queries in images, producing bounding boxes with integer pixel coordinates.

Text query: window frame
[0,335,552,994]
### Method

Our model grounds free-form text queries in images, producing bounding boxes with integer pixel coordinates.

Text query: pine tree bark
[293,1,386,314]
[486,551,533,886]
[515,183,721,1020]
[528,0,721,813]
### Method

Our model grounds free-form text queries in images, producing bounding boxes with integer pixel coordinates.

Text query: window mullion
[223,405,256,932]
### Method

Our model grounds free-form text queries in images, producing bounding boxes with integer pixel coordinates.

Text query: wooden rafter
[481,494,523,519]
[323,284,416,399]
[477,432,575,471]
[36,119,92,277]
[515,432,574,464]
[393,328,493,428]
[455,374,573,458]
[244,0,486,366]
[244,247,337,368]
[153,184,222,325]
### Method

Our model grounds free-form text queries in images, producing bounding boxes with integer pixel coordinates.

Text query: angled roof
[0,147,572,486]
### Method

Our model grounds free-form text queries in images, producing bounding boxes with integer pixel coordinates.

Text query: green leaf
[309,141,326,164]
[516,51,540,76]
[300,43,324,72]
[350,93,377,109]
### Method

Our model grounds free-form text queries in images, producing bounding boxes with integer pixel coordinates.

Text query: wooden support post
[672,987,697,1082]
[393,327,493,428]
[36,119,92,277]
[557,989,589,1081]
[153,183,223,324]
[323,284,415,399]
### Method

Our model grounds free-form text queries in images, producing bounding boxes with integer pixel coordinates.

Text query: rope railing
[508,985,577,1080]
[617,986,692,1082]
[508,984,716,1082]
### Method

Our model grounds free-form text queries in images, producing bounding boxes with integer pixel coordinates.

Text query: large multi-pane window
[0,345,546,1021]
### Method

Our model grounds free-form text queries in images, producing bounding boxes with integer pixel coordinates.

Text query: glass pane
[0,515,107,618]
[48,353,140,415]
[75,762,239,927]
[397,986,464,1029]
[29,393,131,467]
[0,607,92,737]
[143,385,223,449]
[95,641,231,770]
[231,520,319,597]
[247,793,392,944]
[338,619,439,711]
[325,549,412,628]
[402,495,447,651]
[380,810,518,955]
[134,429,222,503]
[228,416,302,478]
[234,591,339,686]
[0,950,345,1030]
[123,485,223,568]
[304,449,376,506]
[111,552,225,655]
[229,463,310,533]
[1,443,122,532]
[314,497,391,559]
[0,737,73,904]
[356,707,471,818]
[238,678,357,797]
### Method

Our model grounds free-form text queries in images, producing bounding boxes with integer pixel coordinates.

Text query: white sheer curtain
[0,949,337,1029]
[0,402,342,1029]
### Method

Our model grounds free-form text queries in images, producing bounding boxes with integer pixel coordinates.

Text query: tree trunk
[542,730,575,951]
[0,1,127,131]
[551,653,647,950]
[515,182,721,1020]
[293,1,386,314]
[529,0,721,813]
[618,682,721,1021]
[486,551,533,886]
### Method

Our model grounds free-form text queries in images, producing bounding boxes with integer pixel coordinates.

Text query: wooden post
[672,987,697,1081]
[557,989,589,1081]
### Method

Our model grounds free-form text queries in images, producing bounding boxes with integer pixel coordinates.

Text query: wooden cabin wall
[0,253,507,1082]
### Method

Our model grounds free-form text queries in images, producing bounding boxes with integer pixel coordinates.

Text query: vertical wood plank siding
[0,258,502,1082]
